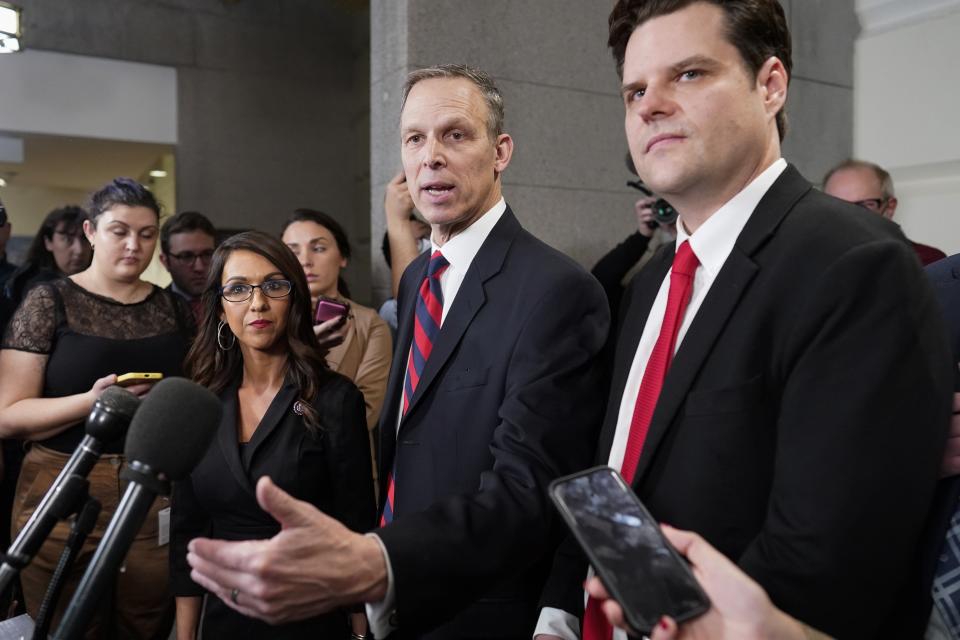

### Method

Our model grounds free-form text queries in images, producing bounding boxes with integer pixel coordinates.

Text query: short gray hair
[823,159,896,200]
[402,64,505,140]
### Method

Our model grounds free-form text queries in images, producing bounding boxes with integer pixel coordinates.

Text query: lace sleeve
[1,283,60,354]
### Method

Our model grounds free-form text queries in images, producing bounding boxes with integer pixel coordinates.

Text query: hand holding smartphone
[549,466,710,635]
[314,297,350,325]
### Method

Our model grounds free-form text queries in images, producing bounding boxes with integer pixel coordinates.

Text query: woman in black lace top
[0,178,192,638]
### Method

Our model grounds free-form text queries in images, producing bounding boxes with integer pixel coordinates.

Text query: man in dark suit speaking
[185,65,610,639]
[535,1,953,639]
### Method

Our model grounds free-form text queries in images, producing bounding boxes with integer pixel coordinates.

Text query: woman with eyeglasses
[0,178,193,638]
[3,205,92,311]
[171,231,374,639]
[281,210,392,499]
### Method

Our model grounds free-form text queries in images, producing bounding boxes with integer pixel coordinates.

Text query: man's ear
[493,133,514,177]
[757,56,788,124]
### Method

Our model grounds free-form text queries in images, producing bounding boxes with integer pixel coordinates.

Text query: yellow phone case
[116,372,164,386]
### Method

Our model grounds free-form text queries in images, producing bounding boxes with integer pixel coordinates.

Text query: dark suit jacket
[170,373,375,639]
[540,166,954,639]
[907,254,960,632]
[928,255,960,359]
[375,207,609,639]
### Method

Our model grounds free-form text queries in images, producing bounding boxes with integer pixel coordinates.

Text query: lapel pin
[293,400,305,416]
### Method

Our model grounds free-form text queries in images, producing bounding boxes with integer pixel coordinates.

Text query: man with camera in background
[592,155,678,319]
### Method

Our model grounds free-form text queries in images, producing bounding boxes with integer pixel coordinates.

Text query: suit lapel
[215,384,254,498]
[244,382,299,467]
[399,209,521,429]
[325,324,354,373]
[595,247,674,463]
[630,165,811,486]
[378,252,428,490]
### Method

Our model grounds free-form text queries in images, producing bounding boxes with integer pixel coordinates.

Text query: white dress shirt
[366,197,507,638]
[533,159,787,640]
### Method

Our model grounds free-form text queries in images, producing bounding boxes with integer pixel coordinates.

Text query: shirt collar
[431,198,507,273]
[170,280,198,302]
[675,158,787,276]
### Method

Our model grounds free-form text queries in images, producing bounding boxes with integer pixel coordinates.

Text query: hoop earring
[217,321,236,350]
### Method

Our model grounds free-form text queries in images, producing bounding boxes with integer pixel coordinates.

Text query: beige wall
[854,0,960,255]
[2,183,89,236]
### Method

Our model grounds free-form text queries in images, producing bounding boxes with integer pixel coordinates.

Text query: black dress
[2,278,193,452]
[170,373,375,639]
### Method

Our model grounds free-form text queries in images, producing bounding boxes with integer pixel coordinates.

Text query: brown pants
[12,444,171,639]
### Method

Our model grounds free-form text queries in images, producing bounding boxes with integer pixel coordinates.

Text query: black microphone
[0,386,140,593]
[54,377,221,640]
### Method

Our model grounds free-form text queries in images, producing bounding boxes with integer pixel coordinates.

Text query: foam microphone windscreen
[123,377,222,481]
[85,386,141,442]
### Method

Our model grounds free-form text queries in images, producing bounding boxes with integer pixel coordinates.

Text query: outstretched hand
[187,476,388,624]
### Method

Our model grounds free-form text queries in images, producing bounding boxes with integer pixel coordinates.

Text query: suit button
[389,610,400,627]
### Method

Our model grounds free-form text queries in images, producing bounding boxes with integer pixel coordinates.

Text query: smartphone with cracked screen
[549,466,710,635]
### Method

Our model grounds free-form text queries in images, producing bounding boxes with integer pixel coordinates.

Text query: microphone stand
[0,474,88,596]
[32,494,101,640]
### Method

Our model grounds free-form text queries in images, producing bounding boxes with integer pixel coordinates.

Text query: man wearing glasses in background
[159,210,217,322]
[824,159,946,265]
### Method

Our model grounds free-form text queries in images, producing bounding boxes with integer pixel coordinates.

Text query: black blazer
[902,255,960,633]
[170,373,374,639]
[375,208,610,639]
[540,166,954,639]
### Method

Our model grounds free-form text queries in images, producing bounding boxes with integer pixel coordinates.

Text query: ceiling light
[0,3,21,54]
[149,169,168,178]
[0,178,7,187]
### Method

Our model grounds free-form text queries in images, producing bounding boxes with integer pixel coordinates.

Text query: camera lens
[653,199,678,225]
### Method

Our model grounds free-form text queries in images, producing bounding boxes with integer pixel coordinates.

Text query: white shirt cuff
[534,606,580,639]
[364,533,397,638]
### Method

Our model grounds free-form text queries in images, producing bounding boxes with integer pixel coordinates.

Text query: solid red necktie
[381,251,449,526]
[583,240,699,640]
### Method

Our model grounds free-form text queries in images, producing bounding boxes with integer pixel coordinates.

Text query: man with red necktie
[185,64,609,640]
[536,1,953,639]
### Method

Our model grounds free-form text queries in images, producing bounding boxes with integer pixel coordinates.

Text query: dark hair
[160,211,217,255]
[823,159,896,200]
[608,0,792,141]
[5,206,90,302]
[185,231,329,433]
[281,208,352,300]
[403,64,505,140]
[88,177,162,224]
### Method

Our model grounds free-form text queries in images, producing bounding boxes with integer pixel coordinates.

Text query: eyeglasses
[853,198,888,213]
[220,279,293,303]
[53,230,86,244]
[168,250,215,266]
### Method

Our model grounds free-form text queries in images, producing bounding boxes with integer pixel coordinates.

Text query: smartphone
[549,466,710,635]
[116,372,163,387]
[315,297,349,324]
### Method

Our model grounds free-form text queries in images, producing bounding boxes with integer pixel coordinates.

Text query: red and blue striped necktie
[381,251,449,526]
